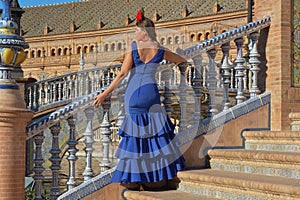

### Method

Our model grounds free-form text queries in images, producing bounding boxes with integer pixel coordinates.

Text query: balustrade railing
[25,65,121,112]
[25,16,271,199]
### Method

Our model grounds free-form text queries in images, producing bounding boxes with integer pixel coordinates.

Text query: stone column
[0,1,32,199]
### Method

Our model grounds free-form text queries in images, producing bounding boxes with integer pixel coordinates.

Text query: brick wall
[254,0,299,130]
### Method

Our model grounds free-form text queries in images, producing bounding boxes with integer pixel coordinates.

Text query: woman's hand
[93,93,107,108]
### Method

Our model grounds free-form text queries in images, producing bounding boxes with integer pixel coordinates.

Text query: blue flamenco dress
[111,42,185,184]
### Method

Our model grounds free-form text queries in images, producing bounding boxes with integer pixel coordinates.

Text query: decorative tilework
[292,0,300,86]
[178,184,266,200]
[210,162,300,179]
[245,143,300,152]
[57,167,115,200]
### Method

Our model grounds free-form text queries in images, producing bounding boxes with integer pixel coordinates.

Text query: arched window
[58,48,62,56]
[30,50,35,58]
[25,50,29,58]
[104,44,109,52]
[205,32,210,40]
[63,47,68,55]
[111,43,116,51]
[83,46,88,54]
[76,46,82,54]
[160,38,166,45]
[167,37,172,45]
[174,36,180,44]
[51,49,56,56]
[197,33,203,41]
[117,42,122,51]
[37,50,42,57]
[190,34,196,42]
[90,45,95,53]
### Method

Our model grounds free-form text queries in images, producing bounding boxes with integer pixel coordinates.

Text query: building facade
[19,0,249,81]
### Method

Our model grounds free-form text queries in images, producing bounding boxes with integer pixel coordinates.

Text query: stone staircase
[123,130,300,200]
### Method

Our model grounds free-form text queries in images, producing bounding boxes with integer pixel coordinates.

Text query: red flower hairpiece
[136,8,145,23]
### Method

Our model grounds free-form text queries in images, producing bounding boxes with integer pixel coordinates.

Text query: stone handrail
[182,16,271,59]
[25,16,271,199]
[25,64,121,112]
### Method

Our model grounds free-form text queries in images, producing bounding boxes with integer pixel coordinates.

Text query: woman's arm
[94,49,133,108]
[164,48,187,64]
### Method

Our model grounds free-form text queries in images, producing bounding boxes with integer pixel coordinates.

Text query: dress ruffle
[111,155,185,183]
[111,111,185,183]
[118,109,175,138]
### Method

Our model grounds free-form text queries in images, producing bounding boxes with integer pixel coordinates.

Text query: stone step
[123,190,219,200]
[177,169,300,200]
[208,149,300,178]
[243,131,300,152]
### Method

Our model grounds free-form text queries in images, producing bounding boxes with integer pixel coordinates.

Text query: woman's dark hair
[136,17,157,42]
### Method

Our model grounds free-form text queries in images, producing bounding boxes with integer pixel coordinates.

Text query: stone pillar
[254,0,293,130]
[0,1,32,199]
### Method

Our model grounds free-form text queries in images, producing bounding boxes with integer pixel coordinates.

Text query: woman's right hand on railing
[93,92,107,108]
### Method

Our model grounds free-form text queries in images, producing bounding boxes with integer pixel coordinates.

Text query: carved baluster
[178,62,189,130]
[188,65,193,86]
[63,77,68,100]
[158,70,162,87]
[69,75,74,99]
[102,70,106,87]
[83,107,95,181]
[66,116,78,190]
[202,64,207,88]
[81,73,85,96]
[40,82,45,106]
[106,69,111,86]
[74,74,79,98]
[49,123,62,200]
[95,70,100,90]
[33,133,45,200]
[249,32,261,97]
[52,82,57,103]
[207,48,218,117]
[100,92,112,173]
[91,71,95,92]
[33,84,39,110]
[47,82,51,104]
[28,86,33,109]
[162,66,173,116]
[192,54,203,122]
[234,37,246,104]
[216,63,222,88]
[173,66,177,86]
[221,42,231,110]
[58,80,62,101]
[85,72,89,95]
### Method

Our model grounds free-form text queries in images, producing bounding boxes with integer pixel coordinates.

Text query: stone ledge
[208,149,300,163]
[177,169,300,198]
[243,131,300,140]
[124,190,218,200]
[208,149,300,178]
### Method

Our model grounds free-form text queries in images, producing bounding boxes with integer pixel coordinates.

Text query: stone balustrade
[25,16,271,199]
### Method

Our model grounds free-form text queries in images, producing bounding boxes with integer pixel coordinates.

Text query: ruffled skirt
[111,109,185,184]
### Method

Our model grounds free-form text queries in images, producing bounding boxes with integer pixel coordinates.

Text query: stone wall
[254,0,300,130]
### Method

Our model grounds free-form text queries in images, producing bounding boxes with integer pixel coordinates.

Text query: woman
[94,9,186,191]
